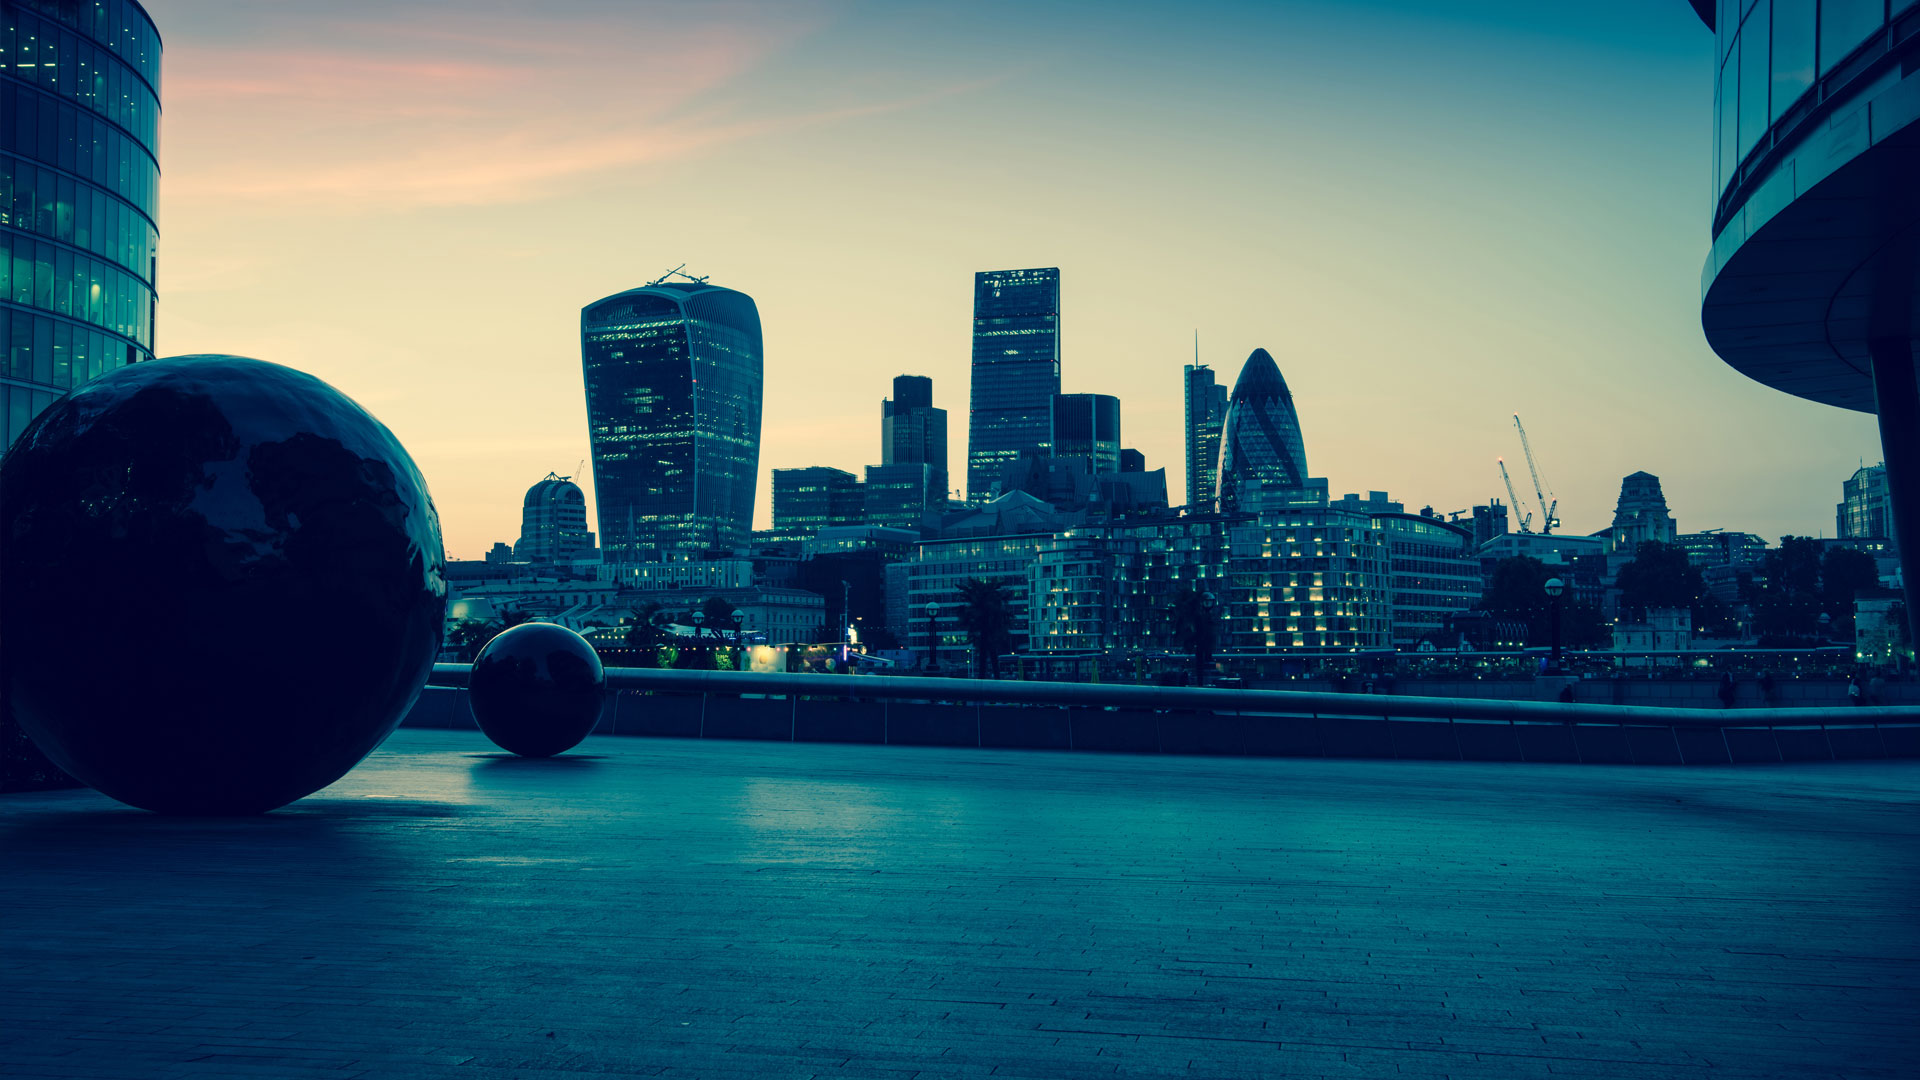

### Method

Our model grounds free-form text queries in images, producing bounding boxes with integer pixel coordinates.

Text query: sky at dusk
[145,0,1882,559]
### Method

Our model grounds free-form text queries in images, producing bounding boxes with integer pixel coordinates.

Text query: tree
[1479,555,1608,649]
[1821,547,1880,636]
[622,602,671,668]
[1615,541,1705,618]
[955,578,1016,678]
[1750,537,1841,639]
[447,606,534,659]
[1170,586,1221,685]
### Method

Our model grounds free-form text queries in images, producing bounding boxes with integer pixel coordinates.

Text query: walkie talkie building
[580,282,762,560]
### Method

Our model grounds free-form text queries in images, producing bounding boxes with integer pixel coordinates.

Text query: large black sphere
[0,356,447,814]
[469,623,606,757]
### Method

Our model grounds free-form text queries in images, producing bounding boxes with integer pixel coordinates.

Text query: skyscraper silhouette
[1218,348,1309,513]
[580,281,763,560]
[1183,362,1228,511]
[882,374,947,497]
[966,267,1060,500]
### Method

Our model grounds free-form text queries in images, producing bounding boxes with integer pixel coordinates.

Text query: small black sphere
[469,623,606,757]
[0,356,447,814]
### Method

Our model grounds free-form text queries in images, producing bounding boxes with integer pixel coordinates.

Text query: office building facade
[1838,462,1891,540]
[1687,1,1920,637]
[580,282,763,560]
[881,374,946,489]
[1182,363,1229,512]
[1218,348,1310,512]
[1027,518,1232,653]
[864,462,943,531]
[1050,392,1120,475]
[904,533,1052,663]
[1223,508,1392,651]
[771,466,862,539]
[1377,512,1479,648]
[515,472,596,565]
[1,0,160,450]
[966,267,1059,499]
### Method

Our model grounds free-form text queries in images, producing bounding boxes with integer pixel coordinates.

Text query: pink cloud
[160,8,830,209]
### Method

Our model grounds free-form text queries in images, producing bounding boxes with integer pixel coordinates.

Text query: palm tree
[623,601,671,668]
[449,605,535,660]
[955,578,1015,678]
[1170,586,1220,686]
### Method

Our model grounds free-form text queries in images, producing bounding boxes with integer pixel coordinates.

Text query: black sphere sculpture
[0,356,447,814]
[469,623,606,757]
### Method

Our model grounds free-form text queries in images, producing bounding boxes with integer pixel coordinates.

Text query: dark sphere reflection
[469,623,606,757]
[0,355,447,814]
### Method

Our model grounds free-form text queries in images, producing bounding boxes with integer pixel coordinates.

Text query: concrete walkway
[2,730,1917,1079]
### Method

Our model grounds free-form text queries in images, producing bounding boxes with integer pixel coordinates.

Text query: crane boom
[1513,414,1558,534]
[1498,458,1533,533]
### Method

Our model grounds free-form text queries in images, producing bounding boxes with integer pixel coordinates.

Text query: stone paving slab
[3,731,1918,1078]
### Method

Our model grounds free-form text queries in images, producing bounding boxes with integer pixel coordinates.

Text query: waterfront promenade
[3,731,1917,1078]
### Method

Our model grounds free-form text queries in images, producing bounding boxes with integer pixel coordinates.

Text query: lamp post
[729,606,745,671]
[1196,590,1219,687]
[925,601,940,671]
[1543,577,1566,675]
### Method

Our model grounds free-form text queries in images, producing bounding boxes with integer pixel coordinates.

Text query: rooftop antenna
[646,264,710,287]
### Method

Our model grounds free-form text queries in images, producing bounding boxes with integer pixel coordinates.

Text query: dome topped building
[515,473,596,565]
[1218,349,1310,512]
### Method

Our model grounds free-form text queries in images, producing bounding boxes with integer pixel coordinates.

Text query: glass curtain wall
[0,0,159,450]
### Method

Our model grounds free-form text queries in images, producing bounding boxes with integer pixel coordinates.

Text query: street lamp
[1196,590,1219,687]
[924,601,940,671]
[729,606,745,670]
[1543,577,1566,675]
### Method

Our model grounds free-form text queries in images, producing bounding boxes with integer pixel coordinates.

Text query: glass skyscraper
[1050,392,1120,476]
[966,267,1059,500]
[1218,348,1309,513]
[0,0,160,451]
[1182,363,1228,512]
[580,282,762,560]
[882,373,946,498]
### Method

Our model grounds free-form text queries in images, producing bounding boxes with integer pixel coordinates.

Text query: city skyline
[143,0,1883,557]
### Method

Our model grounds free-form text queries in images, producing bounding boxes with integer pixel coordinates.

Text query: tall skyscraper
[580,281,763,560]
[1218,348,1309,512]
[515,473,596,565]
[967,267,1060,500]
[882,374,947,496]
[1183,363,1229,511]
[1050,392,1121,476]
[1,0,161,452]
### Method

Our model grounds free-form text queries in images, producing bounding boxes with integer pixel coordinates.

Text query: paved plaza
[3,730,1918,1079]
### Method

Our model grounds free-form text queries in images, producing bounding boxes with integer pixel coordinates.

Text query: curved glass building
[0,0,160,450]
[580,282,762,561]
[1217,348,1308,512]
[1689,0,1920,638]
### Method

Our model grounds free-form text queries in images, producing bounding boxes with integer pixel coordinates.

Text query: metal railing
[426,664,1920,731]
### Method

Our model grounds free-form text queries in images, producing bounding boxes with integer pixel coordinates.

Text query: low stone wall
[1253,677,1912,709]
[399,686,1920,765]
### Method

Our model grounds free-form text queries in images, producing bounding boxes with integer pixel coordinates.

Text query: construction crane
[1498,458,1534,533]
[1512,414,1559,535]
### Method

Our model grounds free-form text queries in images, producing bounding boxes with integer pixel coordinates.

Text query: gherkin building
[1217,348,1308,512]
